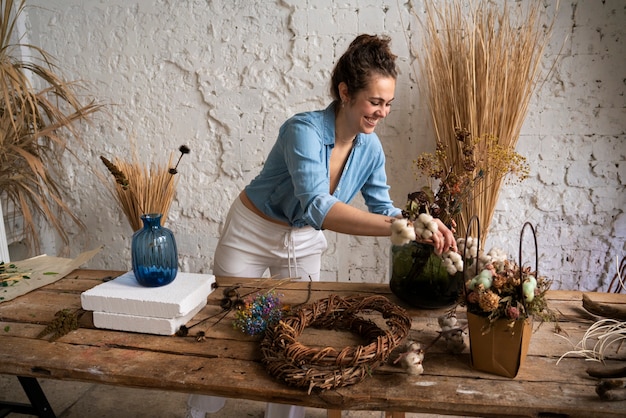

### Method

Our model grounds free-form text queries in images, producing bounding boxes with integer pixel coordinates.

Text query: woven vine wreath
[260,294,411,393]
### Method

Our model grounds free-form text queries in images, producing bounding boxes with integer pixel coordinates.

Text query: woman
[187,34,455,418]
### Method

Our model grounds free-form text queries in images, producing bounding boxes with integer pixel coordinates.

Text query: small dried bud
[506,306,520,320]
[467,291,480,304]
[169,145,191,175]
[100,156,130,190]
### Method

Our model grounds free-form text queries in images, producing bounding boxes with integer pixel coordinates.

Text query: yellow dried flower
[491,274,507,290]
[478,290,500,312]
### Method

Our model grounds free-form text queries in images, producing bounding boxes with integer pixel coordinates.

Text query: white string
[284,230,298,279]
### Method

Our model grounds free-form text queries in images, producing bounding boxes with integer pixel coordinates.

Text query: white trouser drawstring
[283,229,298,279]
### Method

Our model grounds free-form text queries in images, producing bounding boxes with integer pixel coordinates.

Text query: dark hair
[330,34,398,102]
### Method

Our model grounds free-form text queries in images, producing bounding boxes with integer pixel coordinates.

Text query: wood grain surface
[0,270,624,417]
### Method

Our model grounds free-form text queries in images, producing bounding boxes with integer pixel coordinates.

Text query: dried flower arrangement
[0,0,104,252]
[402,128,529,236]
[407,0,555,245]
[456,222,557,329]
[176,277,298,340]
[461,256,553,326]
[100,145,189,231]
[389,129,529,308]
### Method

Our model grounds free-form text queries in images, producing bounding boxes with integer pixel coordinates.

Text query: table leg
[385,412,405,418]
[17,376,56,418]
[327,409,342,418]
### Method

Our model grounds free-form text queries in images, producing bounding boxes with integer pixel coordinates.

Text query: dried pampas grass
[100,148,183,232]
[408,0,557,243]
[0,0,104,253]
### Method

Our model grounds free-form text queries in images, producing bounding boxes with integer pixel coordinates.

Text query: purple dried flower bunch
[233,291,284,336]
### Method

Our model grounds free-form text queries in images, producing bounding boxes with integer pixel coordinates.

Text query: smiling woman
[185,33,454,418]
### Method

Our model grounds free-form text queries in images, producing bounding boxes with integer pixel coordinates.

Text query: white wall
[20,0,625,291]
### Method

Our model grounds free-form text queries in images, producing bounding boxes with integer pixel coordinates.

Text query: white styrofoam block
[81,271,215,318]
[92,299,206,335]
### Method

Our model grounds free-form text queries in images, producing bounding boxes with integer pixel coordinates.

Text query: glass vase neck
[141,213,163,228]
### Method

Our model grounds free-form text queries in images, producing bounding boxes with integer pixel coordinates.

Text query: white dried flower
[390,218,416,246]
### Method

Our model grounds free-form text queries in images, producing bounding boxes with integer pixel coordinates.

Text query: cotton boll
[391,235,409,246]
[523,280,536,302]
[448,252,462,263]
[418,213,433,225]
[445,330,467,354]
[468,277,479,290]
[475,269,493,289]
[390,219,416,246]
[421,229,433,239]
[402,352,424,375]
[390,218,410,234]
[426,221,439,233]
[407,362,424,376]
[438,315,457,329]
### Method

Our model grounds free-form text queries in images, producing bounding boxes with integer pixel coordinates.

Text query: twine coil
[261,294,411,393]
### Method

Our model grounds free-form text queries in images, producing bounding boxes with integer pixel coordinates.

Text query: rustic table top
[0,269,625,417]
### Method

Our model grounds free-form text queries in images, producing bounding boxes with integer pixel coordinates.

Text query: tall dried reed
[0,0,103,253]
[411,0,555,243]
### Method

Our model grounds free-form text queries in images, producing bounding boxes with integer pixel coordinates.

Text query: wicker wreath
[260,294,411,393]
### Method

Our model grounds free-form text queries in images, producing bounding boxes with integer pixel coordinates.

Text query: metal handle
[518,221,539,308]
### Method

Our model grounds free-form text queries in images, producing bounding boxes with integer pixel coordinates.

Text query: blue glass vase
[131,213,178,287]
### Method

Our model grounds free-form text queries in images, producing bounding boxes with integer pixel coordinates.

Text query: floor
[0,375,466,418]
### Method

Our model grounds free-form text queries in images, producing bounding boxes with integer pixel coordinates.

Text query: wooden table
[1,269,625,417]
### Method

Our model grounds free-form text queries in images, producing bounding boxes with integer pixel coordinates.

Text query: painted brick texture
[17,0,625,291]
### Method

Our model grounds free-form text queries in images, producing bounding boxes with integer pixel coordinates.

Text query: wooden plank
[1,270,625,417]
[583,292,626,305]
[582,292,626,320]
[0,334,622,417]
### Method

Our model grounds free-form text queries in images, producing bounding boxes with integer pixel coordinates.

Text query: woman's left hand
[430,218,457,255]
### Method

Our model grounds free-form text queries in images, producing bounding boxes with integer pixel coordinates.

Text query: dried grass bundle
[100,151,179,232]
[411,0,556,243]
[0,0,103,253]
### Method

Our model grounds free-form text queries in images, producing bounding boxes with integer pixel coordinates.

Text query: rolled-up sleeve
[281,118,338,229]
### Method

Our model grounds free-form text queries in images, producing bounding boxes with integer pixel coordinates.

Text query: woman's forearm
[322,202,457,255]
[321,201,396,236]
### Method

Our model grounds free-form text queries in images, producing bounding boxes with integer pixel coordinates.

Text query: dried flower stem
[100,151,178,231]
[557,319,626,364]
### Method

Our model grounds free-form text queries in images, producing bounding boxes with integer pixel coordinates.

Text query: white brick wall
[20,0,624,291]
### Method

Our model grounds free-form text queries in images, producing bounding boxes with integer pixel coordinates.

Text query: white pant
[213,195,327,280]
[188,196,326,418]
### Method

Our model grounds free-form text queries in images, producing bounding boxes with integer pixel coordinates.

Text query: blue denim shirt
[245,102,401,229]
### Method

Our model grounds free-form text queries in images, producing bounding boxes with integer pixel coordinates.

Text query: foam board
[92,299,206,335]
[81,271,214,318]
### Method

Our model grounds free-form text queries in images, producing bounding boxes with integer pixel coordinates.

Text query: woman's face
[344,75,396,135]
